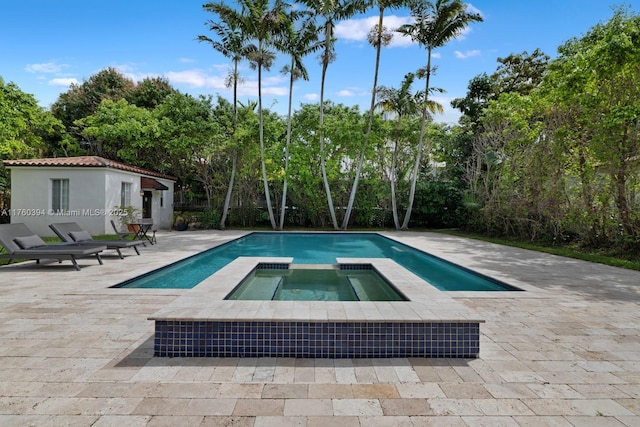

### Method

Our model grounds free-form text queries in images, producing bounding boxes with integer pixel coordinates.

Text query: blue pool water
[115,232,517,291]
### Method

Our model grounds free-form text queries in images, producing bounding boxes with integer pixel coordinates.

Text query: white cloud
[304,93,319,101]
[337,86,368,97]
[165,69,226,89]
[112,63,136,74]
[454,49,481,59]
[48,78,78,87]
[334,11,483,47]
[225,75,288,97]
[393,33,415,47]
[263,75,288,86]
[260,86,289,97]
[455,26,473,41]
[26,62,69,73]
[179,57,196,63]
[335,15,414,48]
[165,68,288,97]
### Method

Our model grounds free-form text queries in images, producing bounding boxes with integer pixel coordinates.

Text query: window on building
[51,179,69,212]
[121,182,132,206]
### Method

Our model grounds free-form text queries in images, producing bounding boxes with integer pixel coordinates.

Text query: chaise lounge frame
[0,223,106,271]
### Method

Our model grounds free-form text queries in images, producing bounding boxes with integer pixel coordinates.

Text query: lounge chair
[0,223,106,271]
[50,222,145,259]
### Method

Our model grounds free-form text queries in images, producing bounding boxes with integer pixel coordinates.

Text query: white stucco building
[3,156,175,237]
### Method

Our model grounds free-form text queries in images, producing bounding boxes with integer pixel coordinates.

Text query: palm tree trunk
[319,60,339,230]
[390,155,400,229]
[341,8,385,230]
[390,123,402,229]
[219,59,240,230]
[258,55,277,230]
[279,60,296,230]
[220,153,236,229]
[401,48,432,230]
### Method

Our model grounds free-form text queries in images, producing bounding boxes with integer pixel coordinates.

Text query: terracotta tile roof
[3,156,176,181]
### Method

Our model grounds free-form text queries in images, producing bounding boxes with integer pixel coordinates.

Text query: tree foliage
[463,6,640,253]
[51,67,135,130]
[491,48,549,96]
[0,77,68,215]
[1,77,65,160]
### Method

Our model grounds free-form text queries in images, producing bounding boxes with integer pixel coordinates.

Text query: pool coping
[148,256,485,324]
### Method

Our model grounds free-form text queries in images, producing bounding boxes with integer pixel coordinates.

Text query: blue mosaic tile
[339,264,373,270]
[257,263,289,270]
[154,320,480,358]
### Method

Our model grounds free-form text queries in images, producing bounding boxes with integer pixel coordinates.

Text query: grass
[437,229,640,271]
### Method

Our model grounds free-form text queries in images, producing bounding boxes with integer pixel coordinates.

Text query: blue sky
[1,0,638,124]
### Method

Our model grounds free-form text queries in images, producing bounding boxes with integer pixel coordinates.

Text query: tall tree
[491,48,549,96]
[1,77,67,209]
[376,73,422,229]
[0,77,66,160]
[51,67,135,130]
[397,0,482,229]
[276,15,322,230]
[241,0,291,230]
[342,0,408,230]
[450,72,494,127]
[127,77,177,109]
[200,1,251,229]
[77,99,159,166]
[302,0,368,229]
[154,93,221,207]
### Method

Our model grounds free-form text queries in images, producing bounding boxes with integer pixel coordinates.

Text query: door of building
[142,191,152,218]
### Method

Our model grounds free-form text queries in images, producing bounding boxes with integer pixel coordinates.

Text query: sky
[1,0,639,124]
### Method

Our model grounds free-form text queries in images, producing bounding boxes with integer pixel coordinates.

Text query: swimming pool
[116,232,517,291]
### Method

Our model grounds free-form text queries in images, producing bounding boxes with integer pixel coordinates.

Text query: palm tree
[377,73,420,229]
[342,0,409,230]
[301,0,368,230]
[377,72,443,229]
[276,16,322,230]
[397,0,482,229]
[199,2,249,229]
[241,0,291,230]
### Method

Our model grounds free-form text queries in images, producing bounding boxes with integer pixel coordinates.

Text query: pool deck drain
[149,257,484,358]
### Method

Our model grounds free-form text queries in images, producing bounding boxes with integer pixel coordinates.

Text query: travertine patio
[0,230,638,426]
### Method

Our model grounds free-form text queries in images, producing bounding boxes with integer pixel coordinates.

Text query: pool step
[232,275,283,301]
[346,276,364,301]
[270,276,284,300]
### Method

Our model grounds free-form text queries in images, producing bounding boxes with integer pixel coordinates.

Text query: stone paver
[0,230,639,425]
